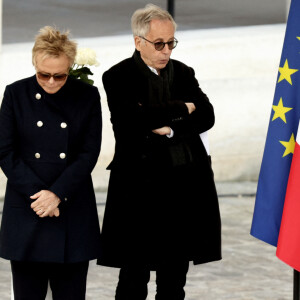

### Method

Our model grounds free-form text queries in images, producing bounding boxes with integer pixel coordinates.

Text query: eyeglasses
[36,72,68,82]
[139,36,178,51]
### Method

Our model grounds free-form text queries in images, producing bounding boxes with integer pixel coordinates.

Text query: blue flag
[251,0,300,246]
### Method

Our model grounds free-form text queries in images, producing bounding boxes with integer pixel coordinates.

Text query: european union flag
[251,0,300,246]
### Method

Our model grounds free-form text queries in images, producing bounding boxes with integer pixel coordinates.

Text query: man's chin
[155,63,168,70]
[160,60,170,67]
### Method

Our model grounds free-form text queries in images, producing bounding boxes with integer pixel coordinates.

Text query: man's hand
[152,126,171,135]
[30,190,61,218]
[185,102,196,114]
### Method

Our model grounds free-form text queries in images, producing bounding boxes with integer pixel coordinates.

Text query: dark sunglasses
[36,72,68,82]
[139,36,178,51]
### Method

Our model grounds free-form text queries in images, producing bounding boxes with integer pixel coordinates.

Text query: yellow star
[280,133,296,157]
[278,59,298,85]
[272,98,293,123]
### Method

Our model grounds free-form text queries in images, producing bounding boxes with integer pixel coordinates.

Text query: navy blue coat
[0,75,102,263]
[98,54,221,269]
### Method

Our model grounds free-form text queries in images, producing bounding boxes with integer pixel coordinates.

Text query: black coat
[0,75,102,263]
[98,54,221,269]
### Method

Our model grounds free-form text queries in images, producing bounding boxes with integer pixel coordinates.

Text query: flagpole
[294,270,300,300]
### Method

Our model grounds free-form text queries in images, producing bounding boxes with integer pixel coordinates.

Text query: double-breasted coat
[98,52,222,269]
[0,75,102,263]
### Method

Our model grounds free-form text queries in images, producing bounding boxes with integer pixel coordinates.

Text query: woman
[0,26,102,299]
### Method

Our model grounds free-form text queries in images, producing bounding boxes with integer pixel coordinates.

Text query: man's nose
[162,44,172,55]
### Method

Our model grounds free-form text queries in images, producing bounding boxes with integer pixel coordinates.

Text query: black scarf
[133,50,174,105]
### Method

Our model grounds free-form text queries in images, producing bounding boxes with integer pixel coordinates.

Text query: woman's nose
[48,76,55,84]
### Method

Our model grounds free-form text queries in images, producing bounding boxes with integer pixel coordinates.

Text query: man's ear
[134,36,141,51]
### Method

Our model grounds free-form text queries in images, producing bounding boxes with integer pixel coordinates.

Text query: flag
[277,121,300,271]
[251,0,300,248]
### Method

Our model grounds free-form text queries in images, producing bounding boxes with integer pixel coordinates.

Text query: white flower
[75,48,100,66]
[69,47,100,85]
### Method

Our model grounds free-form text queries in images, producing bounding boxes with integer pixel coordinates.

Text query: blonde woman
[0,26,102,300]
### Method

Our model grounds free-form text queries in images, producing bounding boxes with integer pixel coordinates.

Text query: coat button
[64,197,68,202]
[37,121,43,127]
[59,153,66,159]
[60,122,67,129]
[35,153,41,159]
[35,93,41,100]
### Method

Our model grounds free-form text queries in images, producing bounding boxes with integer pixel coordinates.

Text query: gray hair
[131,4,177,37]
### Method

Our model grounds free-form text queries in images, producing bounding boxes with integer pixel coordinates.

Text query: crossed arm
[152,102,196,136]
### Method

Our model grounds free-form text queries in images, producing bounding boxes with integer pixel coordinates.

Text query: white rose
[75,48,100,66]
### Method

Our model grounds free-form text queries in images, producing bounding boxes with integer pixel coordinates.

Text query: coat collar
[31,75,71,116]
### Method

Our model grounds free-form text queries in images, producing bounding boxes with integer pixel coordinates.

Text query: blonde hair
[32,26,77,67]
[131,3,177,37]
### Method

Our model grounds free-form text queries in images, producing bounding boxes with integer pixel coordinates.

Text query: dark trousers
[11,260,89,300]
[115,261,189,300]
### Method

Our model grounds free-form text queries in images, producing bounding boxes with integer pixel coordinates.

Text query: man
[98,4,221,299]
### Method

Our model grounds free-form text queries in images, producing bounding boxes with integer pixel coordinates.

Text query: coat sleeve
[169,65,215,136]
[49,88,102,202]
[103,69,145,141]
[0,86,48,199]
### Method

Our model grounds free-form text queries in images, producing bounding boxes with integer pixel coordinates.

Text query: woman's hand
[30,190,61,218]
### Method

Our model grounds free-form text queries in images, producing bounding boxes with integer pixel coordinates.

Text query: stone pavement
[0,182,294,299]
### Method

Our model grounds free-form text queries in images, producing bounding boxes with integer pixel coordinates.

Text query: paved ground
[0,182,295,299]
[2,0,287,43]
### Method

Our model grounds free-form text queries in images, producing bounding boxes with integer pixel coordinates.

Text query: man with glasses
[98,4,221,299]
